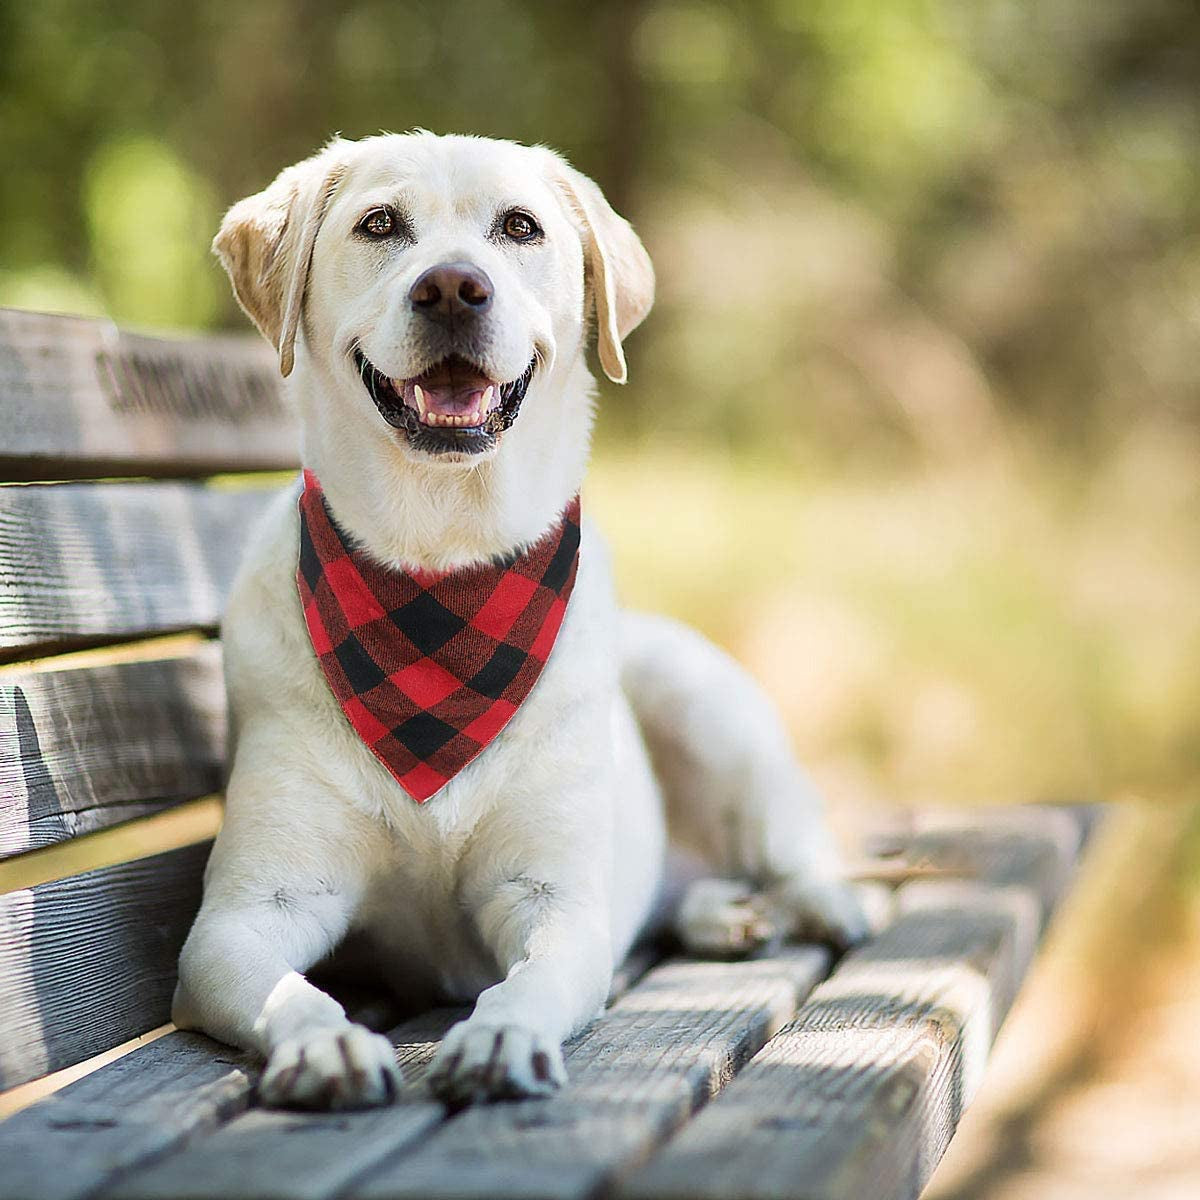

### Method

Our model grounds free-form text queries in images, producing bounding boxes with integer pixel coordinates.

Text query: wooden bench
[0,306,1099,1200]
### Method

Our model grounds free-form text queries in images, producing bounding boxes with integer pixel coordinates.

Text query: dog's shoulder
[221,478,309,700]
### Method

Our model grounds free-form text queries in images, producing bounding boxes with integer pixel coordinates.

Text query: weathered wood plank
[346,949,831,1200]
[0,843,210,1090]
[0,946,664,1200]
[0,1011,469,1200]
[90,950,828,1200]
[0,1032,254,1200]
[103,1011,458,1200]
[0,308,295,480]
[0,644,226,858]
[0,481,282,660]
[615,807,1093,1200]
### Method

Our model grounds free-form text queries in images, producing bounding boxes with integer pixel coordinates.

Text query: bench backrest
[0,307,294,1091]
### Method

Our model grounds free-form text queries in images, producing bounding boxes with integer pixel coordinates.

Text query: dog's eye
[358,208,396,239]
[502,211,541,242]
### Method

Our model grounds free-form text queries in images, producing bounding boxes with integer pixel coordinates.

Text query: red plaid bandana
[296,470,581,802]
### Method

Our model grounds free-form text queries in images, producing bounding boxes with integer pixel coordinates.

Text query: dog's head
[213,132,653,465]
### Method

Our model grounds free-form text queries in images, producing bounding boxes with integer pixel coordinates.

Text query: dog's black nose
[409,262,493,323]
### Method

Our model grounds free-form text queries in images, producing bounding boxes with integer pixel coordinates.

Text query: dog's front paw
[427,1020,567,1106]
[259,1024,402,1110]
[775,876,871,952]
[675,878,778,958]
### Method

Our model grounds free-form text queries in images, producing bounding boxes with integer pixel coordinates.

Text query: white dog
[173,131,866,1110]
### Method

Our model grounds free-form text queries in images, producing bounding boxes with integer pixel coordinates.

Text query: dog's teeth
[482,385,494,412]
[414,384,427,416]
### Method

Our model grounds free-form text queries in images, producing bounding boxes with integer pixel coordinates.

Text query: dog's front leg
[172,781,402,1109]
[175,907,400,1110]
[427,852,612,1106]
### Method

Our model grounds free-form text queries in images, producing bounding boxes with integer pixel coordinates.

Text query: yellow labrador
[173,132,866,1109]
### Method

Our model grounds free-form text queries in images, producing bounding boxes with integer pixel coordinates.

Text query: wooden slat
[615,807,1093,1200]
[0,308,295,480]
[0,949,662,1200]
[0,644,226,859]
[0,843,210,1090]
[0,481,282,660]
[103,1012,456,1200]
[0,807,1095,1200]
[0,1014,453,1200]
[0,1032,254,1200]
[347,950,831,1200]
[72,950,829,1200]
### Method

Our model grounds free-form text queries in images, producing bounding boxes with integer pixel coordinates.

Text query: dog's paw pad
[259,1024,401,1110]
[675,877,778,958]
[427,1021,566,1106]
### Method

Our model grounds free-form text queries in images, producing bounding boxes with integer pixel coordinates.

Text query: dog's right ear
[213,142,349,377]
[548,157,655,386]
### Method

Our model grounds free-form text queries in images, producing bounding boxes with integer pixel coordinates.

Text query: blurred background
[1,1,1197,1194]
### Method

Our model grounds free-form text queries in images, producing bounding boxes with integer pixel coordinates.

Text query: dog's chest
[356,843,503,1003]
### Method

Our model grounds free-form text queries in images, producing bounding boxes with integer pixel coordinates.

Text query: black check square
[298,524,323,591]
[392,593,467,655]
[467,643,526,699]
[394,712,458,758]
[540,517,580,592]
[334,635,387,692]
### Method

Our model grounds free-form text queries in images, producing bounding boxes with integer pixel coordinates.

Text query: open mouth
[353,349,536,456]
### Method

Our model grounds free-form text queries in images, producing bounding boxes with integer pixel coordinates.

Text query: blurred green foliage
[3,1,1197,449]
[1,0,1197,815]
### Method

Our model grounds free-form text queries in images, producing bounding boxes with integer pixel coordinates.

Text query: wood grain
[0,951,660,1200]
[615,807,1093,1200]
[347,949,831,1200]
[0,644,226,858]
[0,808,1094,1200]
[0,1031,254,1200]
[104,1012,458,1200]
[0,308,296,480]
[0,480,282,660]
[76,950,828,1200]
[0,843,210,1090]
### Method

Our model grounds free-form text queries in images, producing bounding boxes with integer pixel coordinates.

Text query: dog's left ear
[213,141,349,377]
[551,160,655,384]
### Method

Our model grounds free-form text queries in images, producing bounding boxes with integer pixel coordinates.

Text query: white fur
[174,132,864,1109]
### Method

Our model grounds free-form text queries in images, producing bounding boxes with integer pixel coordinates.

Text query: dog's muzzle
[354,349,536,457]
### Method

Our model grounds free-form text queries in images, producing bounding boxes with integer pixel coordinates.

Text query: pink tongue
[417,384,483,416]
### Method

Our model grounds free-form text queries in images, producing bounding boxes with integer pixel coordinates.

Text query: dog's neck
[294,353,595,572]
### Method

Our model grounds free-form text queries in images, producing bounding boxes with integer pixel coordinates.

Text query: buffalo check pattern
[297,471,581,802]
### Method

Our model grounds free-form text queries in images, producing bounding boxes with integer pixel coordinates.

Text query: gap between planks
[0,795,223,895]
[0,1025,175,1121]
[0,631,211,678]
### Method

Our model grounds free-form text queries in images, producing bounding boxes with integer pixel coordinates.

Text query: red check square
[399,761,450,803]
[323,556,387,626]
[342,695,392,745]
[471,572,539,639]
[304,597,333,655]
[462,699,518,745]
[390,658,461,708]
